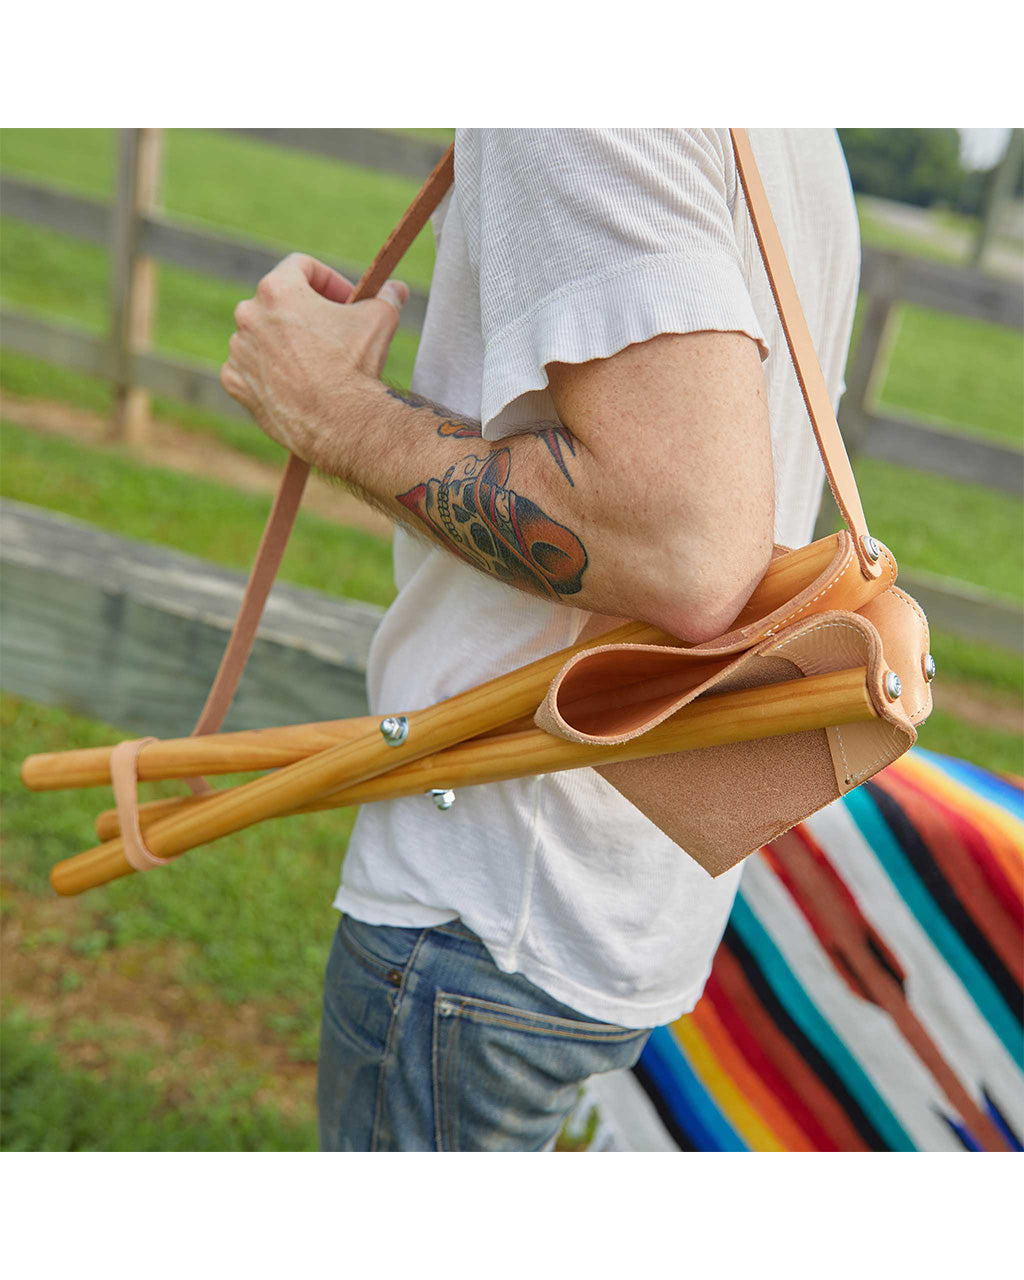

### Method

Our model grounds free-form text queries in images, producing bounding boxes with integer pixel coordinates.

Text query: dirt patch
[1,884,317,1120]
[933,680,1023,736]
[1,392,394,539]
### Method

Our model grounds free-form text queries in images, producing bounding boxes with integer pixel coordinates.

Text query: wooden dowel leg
[25,535,847,793]
[54,668,873,895]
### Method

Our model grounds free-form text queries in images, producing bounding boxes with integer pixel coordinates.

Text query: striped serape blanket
[574,748,1024,1152]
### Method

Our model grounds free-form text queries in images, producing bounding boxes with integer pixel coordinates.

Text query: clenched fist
[220,253,408,467]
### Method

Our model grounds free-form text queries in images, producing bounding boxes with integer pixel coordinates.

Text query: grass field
[1,693,354,1149]
[1,129,1021,1150]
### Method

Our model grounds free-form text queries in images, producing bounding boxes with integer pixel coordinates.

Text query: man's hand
[220,253,408,466]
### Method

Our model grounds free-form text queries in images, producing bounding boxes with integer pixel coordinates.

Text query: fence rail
[0,499,379,737]
[2,129,1022,651]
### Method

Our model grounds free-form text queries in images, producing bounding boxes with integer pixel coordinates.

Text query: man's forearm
[220,257,774,643]
[303,377,702,630]
[310,381,594,601]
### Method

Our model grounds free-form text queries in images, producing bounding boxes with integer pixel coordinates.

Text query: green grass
[0,695,355,1008]
[1,1006,316,1151]
[1,128,439,290]
[0,688,371,1149]
[849,456,1022,603]
[856,201,966,266]
[0,217,422,437]
[0,421,397,607]
[878,305,1024,445]
[926,630,1022,700]
[915,708,1023,777]
[1,127,433,448]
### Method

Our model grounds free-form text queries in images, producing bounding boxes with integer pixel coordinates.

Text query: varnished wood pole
[22,715,381,791]
[49,619,672,894]
[24,534,845,792]
[53,667,874,895]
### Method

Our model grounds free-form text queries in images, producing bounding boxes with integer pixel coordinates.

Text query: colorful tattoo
[436,417,577,488]
[437,419,483,440]
[397,449,588,599]
[536,426,577,486]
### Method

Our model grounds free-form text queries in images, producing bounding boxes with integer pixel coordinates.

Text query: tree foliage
[838,129,987,213]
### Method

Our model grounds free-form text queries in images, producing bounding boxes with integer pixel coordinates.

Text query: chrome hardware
[861,534,881,563]
[922,653,936,683]
[430,788,456,811]
[379,715,409,747]
[884,670,902,701]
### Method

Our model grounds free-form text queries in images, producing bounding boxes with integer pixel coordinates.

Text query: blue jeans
[317,914,652,1151]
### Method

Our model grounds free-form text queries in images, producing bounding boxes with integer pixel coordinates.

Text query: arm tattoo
[397,448,587,599]
[389,384,588,598]
[387,385,578,486]
[436,420,577,487]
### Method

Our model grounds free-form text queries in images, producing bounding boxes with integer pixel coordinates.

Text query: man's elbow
[646,525,775,646]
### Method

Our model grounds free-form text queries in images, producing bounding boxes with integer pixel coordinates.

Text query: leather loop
[110,738,173,872]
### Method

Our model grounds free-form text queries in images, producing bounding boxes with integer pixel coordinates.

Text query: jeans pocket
[431,991,649,1152]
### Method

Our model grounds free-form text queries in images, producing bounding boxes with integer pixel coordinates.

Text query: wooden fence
[0,499,380,737]
[1,128,1022,650]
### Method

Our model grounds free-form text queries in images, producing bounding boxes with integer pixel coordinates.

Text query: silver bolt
[884,670,902,701]
[922,653,936,682]
[379,715,409,747]
[861,534,881,563]
[430,788,456,811]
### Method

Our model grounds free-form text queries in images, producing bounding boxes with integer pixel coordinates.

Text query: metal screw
[922,653,936,682]
[430,788,456,811]
[861,534,881,563]
[379,715,409,747]
[884,670,902,701]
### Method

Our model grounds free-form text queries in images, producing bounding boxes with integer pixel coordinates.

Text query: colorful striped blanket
[573,748,1024,1152]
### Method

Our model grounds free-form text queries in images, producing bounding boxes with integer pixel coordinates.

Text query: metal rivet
[884,670,902,701]
[922,653,936,683]
[379,715,409,747]
[861,534,881,563]
[430,788,456,811]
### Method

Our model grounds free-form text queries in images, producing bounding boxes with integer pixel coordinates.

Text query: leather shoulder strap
[189,144,456,750]
[730,128,881,581]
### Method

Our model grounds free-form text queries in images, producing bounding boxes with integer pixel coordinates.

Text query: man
[220,128,860,1151]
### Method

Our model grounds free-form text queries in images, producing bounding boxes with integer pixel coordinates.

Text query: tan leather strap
[730,128,881,581]
[189,143,456,752]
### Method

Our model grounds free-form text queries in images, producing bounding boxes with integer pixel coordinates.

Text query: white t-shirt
[336,129,860,1028]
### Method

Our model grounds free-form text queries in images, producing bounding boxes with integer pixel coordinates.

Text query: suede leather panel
[535,583,930,878]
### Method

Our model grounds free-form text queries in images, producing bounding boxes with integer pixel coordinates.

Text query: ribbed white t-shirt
[335,129,861,1027]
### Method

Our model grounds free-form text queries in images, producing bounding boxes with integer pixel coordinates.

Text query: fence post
[970,128,1023,271]
[108,128,164,444]
[814,257,902,540]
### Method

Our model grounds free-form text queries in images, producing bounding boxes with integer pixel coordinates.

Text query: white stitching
[769,611,918,782]
[767,618,866,651]
[767,620,869,785]
[763,553,853,638]
[844,725,905,784]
